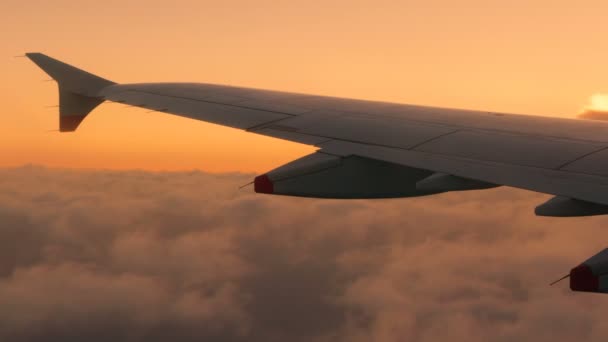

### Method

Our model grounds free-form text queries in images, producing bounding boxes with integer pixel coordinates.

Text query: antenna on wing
[550,273,570,286]
[238,181,254,189]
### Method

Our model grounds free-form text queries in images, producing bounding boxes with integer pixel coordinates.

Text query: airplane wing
[26,53,608,216]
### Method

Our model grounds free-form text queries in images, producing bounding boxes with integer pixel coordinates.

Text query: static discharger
[550,274,570,286]
[238,181,254,190]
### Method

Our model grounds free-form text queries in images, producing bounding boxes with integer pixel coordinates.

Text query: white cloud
[0,166,607,341]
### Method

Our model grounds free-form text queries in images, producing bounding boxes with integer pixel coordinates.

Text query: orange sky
[3,0,608,172]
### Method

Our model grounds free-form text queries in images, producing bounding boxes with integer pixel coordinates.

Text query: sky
[3,0,608,172]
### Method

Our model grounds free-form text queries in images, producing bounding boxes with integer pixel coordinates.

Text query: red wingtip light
[254,174,274,194]
[570,264,599,292]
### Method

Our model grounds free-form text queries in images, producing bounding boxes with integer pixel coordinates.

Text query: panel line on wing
[555,146,608,170]
[124,90,304,117]
[406,129,462,150]
[245,117,297,131]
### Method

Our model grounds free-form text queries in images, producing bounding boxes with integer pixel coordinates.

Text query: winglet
[26,53,116,132]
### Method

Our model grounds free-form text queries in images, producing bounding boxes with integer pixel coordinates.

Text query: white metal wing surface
[26,53,608,216]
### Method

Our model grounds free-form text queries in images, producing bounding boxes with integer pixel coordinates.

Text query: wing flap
[413,130,606,169]
[320,140,608,205]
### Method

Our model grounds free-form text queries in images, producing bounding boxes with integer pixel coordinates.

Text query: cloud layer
[1,166,608,341]
[577,109,608,121]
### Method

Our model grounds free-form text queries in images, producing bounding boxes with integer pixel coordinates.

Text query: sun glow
[586,94,608,112]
